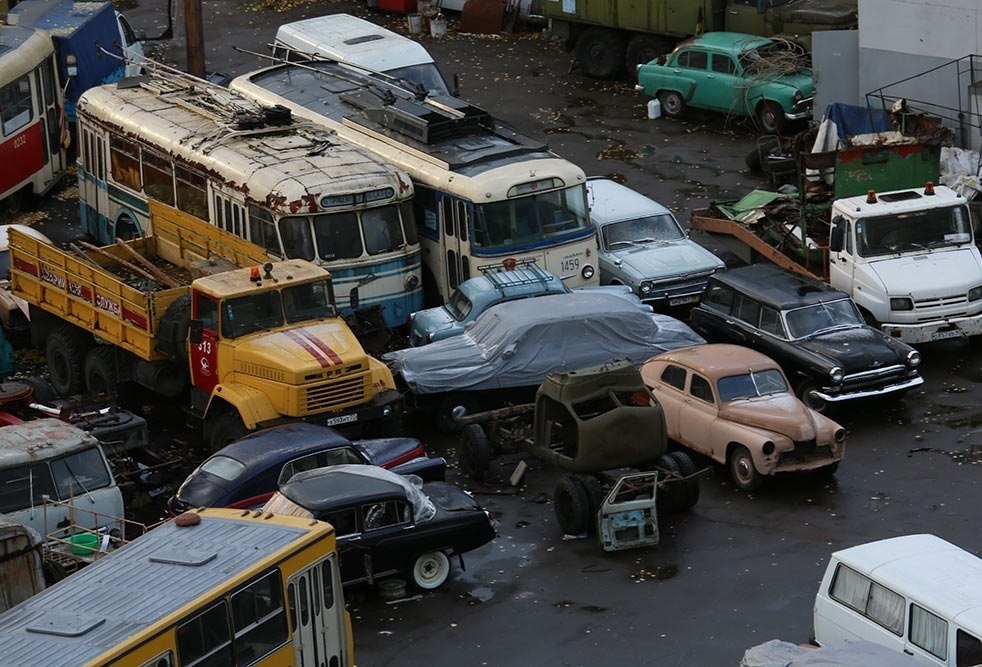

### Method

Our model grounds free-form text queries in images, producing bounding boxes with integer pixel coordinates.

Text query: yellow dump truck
[9,202,403,450]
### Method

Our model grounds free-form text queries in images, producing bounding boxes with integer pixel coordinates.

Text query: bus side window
[140,651,174,667]
[413,187,438,238]
[176,165,209,221]
[109,135,141,190]
[175,601,233,667]
[249,207,282,258]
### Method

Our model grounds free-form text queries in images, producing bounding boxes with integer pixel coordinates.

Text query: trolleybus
[0,508,353,667]
[229,58,599,305]
[75,65,421,328]
[0,23,67,215]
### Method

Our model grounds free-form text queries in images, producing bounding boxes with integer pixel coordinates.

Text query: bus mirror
[349,287,360,311]
[189,319,203,345]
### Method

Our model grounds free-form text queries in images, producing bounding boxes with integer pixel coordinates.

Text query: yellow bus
[0,508,353,667]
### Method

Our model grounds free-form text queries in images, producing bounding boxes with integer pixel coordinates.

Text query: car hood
[609,240,723,280]
[719,395,817,441]
[773,0,857,26]
[868,249,981,298]
[174,473,228,509]
[768,72,815,98]
[797,326,905,372]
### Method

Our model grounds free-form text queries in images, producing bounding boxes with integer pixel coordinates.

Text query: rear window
[200,456,247,482]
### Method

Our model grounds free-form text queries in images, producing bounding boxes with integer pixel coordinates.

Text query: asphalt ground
[11,2,982,665]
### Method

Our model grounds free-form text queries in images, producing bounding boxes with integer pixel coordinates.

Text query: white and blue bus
[75,66,422,328]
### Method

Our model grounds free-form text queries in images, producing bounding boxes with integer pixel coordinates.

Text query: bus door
[78,125,109,238]
[36,55,64,178]
[288,556,347,667]
[439,195,471,294]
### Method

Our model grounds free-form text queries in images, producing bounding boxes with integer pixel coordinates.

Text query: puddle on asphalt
[461,587,494,605]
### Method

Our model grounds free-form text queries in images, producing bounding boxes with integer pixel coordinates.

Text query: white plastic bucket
[430,14,447,38]
[647,99,661,120]
[407,14,423,34]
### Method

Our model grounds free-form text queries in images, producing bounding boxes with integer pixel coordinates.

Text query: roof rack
[478,259,554,290]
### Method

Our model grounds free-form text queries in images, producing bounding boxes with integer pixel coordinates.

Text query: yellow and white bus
[230,59,599,304]
[76,66,421,328]
[0,508,353,667]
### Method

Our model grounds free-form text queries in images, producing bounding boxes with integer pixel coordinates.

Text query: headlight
[405,274,420,290]
[581,264,595,279]
[907,350,921,367]
[640,281,653,294]
[970,286,982,301]
[834,428,847,444]
[890,297,914,311]
[762,441,775,456]
[829,367,844,383]
[793,90,802,102]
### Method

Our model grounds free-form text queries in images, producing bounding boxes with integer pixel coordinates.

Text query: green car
[635,32,814,134]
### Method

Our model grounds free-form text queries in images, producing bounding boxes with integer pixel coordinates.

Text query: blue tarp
[9,0,124,121]
[821,102,891,137]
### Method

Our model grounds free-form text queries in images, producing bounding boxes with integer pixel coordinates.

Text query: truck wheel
[729,445,763,492]
[155,293,191,368]
[206,411,248,452]
[20,376,58,404]
[625,35,662,72]
[658,91,685,118]
[654,453,683,512]
[576,28,625,79]
[669,451,700,510]
[756,101,786,135]
[459,424,491,481]
[84,346,119,398]
[46,325,90,396]
[435,393,481,433]
[410,551,451,590]
[553,475,592,535]
[797,380,827,413]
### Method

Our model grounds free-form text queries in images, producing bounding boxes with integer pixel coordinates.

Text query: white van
[814,534,982,666]
[0,419,125,540]
[272,13,454,96]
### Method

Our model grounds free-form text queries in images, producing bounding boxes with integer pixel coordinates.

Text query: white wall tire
[411,551,451,590]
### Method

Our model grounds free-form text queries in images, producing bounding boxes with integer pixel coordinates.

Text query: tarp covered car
[741,639,923,667]
[386,292,704,396]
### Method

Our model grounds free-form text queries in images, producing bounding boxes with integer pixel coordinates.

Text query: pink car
[640,344,845,491]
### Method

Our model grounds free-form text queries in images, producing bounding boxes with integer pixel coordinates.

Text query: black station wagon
[689,264,924,411]
[264,465,496,591]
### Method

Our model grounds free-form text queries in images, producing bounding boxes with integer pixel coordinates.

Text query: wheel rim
[664,94,681,114]
[760,106,779,133]
[731,452,756,488]
[413,552,449,590]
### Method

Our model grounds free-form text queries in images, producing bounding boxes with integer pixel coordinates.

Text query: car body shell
[635,32,814,125]
[688,264,923,405]
[166,422,445,515]
[264,464,496,587]
[587,177,725,308]
[641,344,845,479]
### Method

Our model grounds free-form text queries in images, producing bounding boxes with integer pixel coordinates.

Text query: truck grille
[913,293,971,321]
[841,364,907,391]
[303,375,369,412]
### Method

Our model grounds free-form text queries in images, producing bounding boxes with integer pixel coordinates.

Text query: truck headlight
[906,350,921,367]
[581,265,595,279]
[640,281,653,294]
[969,286,982,301]
[829,367,844,383]
[890,297,914,311]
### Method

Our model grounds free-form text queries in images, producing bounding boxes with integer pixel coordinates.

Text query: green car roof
[681,31,774,54]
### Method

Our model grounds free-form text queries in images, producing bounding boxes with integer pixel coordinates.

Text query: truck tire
[554,475,592,535]
[659,91,685,118]
[576,28,625,79]
[459,424,491,481]
[625,34,663,72]
[435,393,481,433]
[205,411,248,452]
[155,293,191,368]
[84,346,119,398]
[756,101,786,135]
[46,325,90,396]
[668,451,700,510]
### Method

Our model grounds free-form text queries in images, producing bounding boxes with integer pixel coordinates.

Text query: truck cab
[828,183,982,344]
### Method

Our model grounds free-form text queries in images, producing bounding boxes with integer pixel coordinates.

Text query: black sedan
[264,464,496,590]
[689,264,923,411]
[167,422,446,515]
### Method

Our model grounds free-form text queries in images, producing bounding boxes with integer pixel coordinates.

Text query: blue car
[167,422,446,515]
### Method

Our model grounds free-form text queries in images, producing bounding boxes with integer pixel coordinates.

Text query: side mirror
[349,287,360,311]
[829,216,846,253]
[189,319,204,345]
[452,73,460,97]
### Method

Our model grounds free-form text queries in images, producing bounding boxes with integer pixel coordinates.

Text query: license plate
[326,413,358,427]
[669,296,699,307]
[931,329,963,341]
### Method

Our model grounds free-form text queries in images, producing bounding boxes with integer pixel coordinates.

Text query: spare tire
[155,293,191,367]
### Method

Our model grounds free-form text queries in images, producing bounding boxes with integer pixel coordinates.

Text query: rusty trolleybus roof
[77,70,411,213]
[0,509,334,667]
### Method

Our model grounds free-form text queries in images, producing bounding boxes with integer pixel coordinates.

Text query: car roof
[708,264,849,310]
[279,465,406,510]
[586,177,673,225]
[460,267,566,300]
[684,32,773,53]
[214,422,352,470]
[649,344,782,378]
[481,291,639,328]
[0,419,97,467]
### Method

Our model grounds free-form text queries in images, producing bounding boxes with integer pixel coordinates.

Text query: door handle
[903,649,913,655]
[725,320,736,325]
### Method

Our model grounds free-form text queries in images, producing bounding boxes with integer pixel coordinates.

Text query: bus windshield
[278,203,416,261]
[471,184,590,251]
[856,205,973,257]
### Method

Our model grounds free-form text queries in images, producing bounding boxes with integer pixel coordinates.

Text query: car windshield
[602,214,685,248]
[717,369,788,401]
[199,455,247,482]
[282,279,337,324]
[855,204,973,257]
[784,299,864,338]
[471,183,590,251]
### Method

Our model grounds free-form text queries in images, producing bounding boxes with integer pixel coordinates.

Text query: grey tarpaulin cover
[385,292,704,395]
[740,640,924,667]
